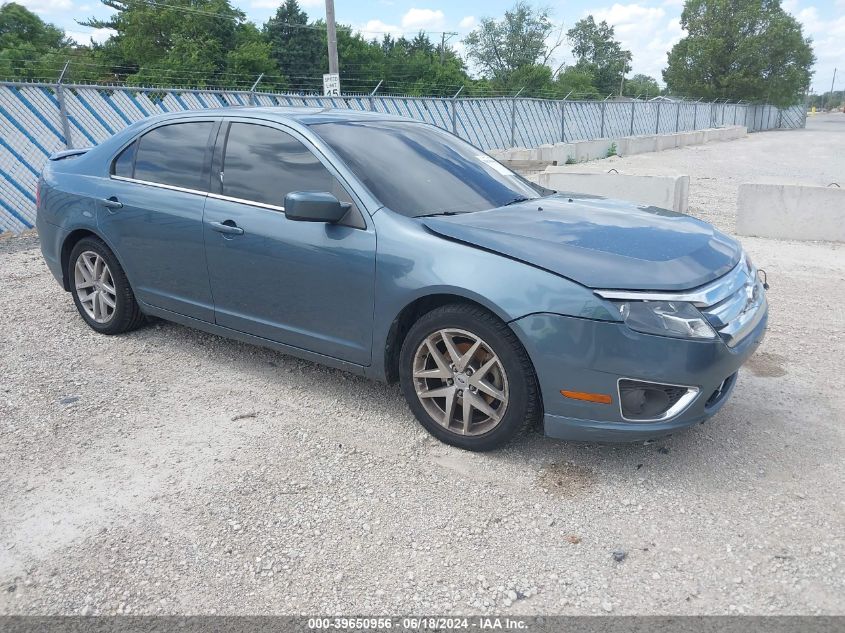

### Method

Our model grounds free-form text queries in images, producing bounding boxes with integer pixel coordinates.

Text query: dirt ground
[0,114,842,616]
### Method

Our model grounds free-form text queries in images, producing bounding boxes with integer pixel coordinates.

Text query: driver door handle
[209,220,244,236]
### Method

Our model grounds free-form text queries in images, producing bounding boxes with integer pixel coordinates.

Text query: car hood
[421,194,742,291]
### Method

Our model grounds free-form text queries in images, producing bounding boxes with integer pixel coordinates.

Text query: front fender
[369,210,620,378]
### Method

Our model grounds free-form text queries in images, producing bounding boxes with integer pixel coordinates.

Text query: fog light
[618,379,699,422]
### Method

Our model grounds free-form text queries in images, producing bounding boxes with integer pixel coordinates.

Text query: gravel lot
[1,114,843,616]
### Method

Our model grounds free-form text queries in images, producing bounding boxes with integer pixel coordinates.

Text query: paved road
[0,116,842,616]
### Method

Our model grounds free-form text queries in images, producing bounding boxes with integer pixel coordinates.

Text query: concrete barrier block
[656,134,679,151]
[548,143,576,163]
[536,144,555,162]
[618,135,656,156]
[574,139,614,162]
[538,169,690,213]
[737,183,845,242]
[507,148,533,161]
[727,126,747,139]
[702,129,720,142]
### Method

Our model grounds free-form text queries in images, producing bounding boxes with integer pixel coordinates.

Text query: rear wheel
[69,237,145,335]
[399,303,540,451]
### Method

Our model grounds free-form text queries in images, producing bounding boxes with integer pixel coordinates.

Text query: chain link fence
[0,80,806,233]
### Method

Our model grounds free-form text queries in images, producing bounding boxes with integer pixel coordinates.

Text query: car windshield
[311,120,543,217]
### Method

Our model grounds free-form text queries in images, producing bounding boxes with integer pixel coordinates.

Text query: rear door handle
[209,220,244,236]
[100,196,123,210]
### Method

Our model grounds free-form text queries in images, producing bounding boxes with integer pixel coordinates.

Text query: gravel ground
[0,114,843,616]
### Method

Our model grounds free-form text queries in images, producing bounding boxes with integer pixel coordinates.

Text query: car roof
[149,106,414,126]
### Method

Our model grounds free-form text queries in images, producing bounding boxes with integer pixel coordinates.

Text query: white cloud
[356,19,403,38]
[401,8,445,30]
[66,27,114,45]
[785,2,845,92]
[590,3,678,82]
[458,15,476,29]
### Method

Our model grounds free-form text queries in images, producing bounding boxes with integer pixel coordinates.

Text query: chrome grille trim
[594,254,748,307]
[713,283,767,347]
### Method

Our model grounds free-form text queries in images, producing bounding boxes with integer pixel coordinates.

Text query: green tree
[226,23,282,89]
[377,31,469,96]
[567,16,631,96]
[263,0,322,88]
[663,0,814,105]
[82,0,263,87]
[624,73,660,98]
[0,2,72,80]
[554,66,599,98]
[462,1,562,91]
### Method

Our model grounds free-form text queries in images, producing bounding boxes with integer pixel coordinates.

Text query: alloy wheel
[74,250,117,324]
[412,328,509,436]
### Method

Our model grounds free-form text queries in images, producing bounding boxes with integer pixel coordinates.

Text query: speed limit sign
[323,73,341,96]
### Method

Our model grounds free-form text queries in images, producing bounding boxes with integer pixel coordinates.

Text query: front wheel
[399,304,541,451]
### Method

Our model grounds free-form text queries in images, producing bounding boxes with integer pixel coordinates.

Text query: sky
[17,0,845,94]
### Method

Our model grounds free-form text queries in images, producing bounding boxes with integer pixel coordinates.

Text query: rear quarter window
[112,141,136,178]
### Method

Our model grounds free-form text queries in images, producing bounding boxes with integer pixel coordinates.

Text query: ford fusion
[36,108,768,451]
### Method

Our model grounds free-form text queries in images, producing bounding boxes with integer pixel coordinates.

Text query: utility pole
[829,68,837,110]
[439,32,457,64]
[325,0,339,76]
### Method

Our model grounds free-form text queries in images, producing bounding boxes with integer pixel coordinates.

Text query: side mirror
[284,191,350,223]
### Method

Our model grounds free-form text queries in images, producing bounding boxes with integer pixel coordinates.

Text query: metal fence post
[675,102,681,132]
[451,85,463,135]
[560,100,565,142]
[55,61,73,149]
[248,73,263,106]
[693,102,698,130]
[600,98,607,138]
[510,87,524,148]
[630,101,636,135]
[655,101,661,134]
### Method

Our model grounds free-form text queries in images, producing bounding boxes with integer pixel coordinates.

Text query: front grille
[699,263,766,348]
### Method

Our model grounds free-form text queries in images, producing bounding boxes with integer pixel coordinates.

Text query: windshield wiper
[502,196,531,206]
[415,210,462,218]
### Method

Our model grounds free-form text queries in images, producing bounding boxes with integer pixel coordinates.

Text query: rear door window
[134,121,214,191]
[220,122,342,208]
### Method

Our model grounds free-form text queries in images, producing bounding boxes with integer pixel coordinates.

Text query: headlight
[616,301,716,339]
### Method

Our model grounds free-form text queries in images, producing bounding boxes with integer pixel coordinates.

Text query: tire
[399,303,541,451]
[68,236,145,335]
